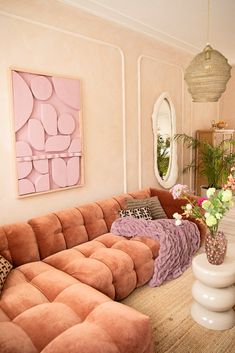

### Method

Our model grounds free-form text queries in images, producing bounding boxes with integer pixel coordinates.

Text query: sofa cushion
[0,223,40,267]
[0,260,154,353]
[44,248,115,300]
[95,198,121,230]
[43,235,155,300]
[46,234,155,300]
[112,240,154,287]
[150,188,186,218]
[77,203,108,240]
[41,301,153,353]
[55,208,89,248]
[90,247,137,300]
[119,206,152,220]
[126,196,167,219]
[150,188,207,242]
[112,189,151,211]
[0,255,12,295]
[28,214,67,259]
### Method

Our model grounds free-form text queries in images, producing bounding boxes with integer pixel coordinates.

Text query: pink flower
[197,197,208,207]
[223,170,235,191]
[170,184,189,199]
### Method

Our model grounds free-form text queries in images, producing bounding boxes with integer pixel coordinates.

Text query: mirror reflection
[156,99,171,180]
[152,92,178,189]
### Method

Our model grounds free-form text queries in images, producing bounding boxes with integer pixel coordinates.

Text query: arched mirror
[152,92,178,188]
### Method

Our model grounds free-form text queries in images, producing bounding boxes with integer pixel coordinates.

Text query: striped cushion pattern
[126,196,167,220]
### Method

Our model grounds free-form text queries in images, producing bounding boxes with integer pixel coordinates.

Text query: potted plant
[175,133,235,195]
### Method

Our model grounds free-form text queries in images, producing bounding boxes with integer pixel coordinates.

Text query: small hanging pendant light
[184,1,231,102]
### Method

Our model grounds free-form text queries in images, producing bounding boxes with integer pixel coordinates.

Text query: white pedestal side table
[191,242,235,330]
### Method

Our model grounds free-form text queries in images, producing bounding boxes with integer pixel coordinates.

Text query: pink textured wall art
[11,69,83,196]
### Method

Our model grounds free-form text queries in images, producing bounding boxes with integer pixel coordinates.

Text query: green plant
[156,134,170,178]
[175,133,235,189]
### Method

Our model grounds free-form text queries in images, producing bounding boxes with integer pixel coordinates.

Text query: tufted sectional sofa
[0,188,205,353]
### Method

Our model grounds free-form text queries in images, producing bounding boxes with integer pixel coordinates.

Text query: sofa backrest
[150,188,186,217]
[150,187,207,242]
[0,188,151,267]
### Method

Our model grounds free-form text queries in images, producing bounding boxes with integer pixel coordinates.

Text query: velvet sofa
[0,188,205,353]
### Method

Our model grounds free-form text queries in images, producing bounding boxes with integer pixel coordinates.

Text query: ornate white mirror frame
[152,92,178,189]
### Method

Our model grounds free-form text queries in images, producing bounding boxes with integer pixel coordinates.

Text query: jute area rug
[121,267,235,353]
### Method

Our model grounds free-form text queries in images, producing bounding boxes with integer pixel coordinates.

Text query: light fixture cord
[207,0,211,45]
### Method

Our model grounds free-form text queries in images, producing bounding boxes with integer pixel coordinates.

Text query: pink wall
[0,0,220,223]
[219,66,235,129]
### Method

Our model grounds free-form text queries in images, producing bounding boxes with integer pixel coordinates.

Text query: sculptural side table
[191,242,235,330]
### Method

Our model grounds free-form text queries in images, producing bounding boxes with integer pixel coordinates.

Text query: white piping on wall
[0,10,127,193]
[189,100,194,191]
[57,0,200,55]
[137,55,185,190]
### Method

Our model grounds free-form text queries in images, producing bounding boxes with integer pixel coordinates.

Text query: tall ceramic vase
[205,231,227,265]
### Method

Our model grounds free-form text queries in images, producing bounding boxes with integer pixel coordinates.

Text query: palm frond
[174,134,200,149]
[177,133,235,188]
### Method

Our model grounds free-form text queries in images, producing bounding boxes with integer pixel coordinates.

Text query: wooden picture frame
[10,68,84,197]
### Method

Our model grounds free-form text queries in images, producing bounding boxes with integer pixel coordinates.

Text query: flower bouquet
[170,184,233,264]
[223,167,235,194]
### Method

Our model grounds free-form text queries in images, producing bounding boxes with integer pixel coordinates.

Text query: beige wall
[0,0,219,224]
[219,66,235,129]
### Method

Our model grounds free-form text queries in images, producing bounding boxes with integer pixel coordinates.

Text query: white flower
[204,212,210,218]
[185,204,192,210]
[205,215,217,227]
[206,188,216,198]
[173,212,182,226]
[173,212,182,220]
[221,189,233,202]
[215,213,222,219]
[201,200,212,210]
[183,209,192,217]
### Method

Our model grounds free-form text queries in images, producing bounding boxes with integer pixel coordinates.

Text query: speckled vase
[205,231,227,265]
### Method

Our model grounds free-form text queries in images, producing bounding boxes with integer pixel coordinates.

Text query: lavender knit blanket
[111,217,200,286]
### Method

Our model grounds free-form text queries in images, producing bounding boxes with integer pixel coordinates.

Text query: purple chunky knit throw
[111,217,200,286]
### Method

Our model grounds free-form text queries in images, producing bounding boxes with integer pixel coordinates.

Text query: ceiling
[58,0,235,64]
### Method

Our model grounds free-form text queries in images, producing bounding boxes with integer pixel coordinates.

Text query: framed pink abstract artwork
[11,69,83,197]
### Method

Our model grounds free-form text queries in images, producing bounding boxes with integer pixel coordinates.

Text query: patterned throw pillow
[126,196,167,219]
[119,206,152,220]
[0,255,12,294]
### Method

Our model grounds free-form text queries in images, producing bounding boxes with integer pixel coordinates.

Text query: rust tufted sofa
[0,188,205,353]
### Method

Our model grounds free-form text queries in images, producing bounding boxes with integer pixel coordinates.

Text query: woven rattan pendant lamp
[184,0,231,102]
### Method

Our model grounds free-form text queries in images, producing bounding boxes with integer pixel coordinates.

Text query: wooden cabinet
[195,129,234,195]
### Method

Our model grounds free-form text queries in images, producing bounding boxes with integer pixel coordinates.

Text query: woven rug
[121,267,235,353]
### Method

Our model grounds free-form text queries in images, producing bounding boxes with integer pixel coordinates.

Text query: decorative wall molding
[0,10,128,193]
[137,54,185,190]
[189,100,193,190]
[57,0,199,55]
